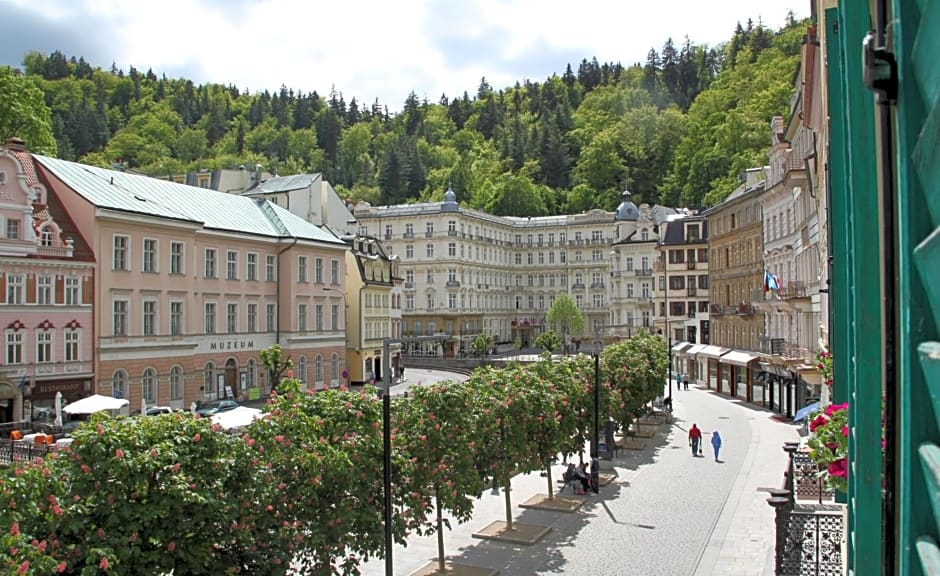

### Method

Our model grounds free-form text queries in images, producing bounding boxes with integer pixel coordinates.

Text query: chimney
[5,137,27,151]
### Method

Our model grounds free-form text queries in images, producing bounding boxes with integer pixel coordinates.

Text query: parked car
[144,406,176,416]
[194,399,240,417]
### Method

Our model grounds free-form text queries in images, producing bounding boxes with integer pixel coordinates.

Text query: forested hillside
[11,15,804,214]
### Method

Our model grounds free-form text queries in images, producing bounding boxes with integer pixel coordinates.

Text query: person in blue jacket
[711,430,723,461]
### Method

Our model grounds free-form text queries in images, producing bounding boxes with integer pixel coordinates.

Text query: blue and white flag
[16,374,28,389]
[764,270,780,292]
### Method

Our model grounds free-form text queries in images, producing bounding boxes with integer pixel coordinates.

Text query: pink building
[1,138,95,425]
[27,150,349,412]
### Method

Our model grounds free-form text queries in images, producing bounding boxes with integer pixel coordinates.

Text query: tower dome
[442,186,459,212]
[614,188,639,221]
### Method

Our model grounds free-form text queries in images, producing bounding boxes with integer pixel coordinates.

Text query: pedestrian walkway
[355,380,800,576]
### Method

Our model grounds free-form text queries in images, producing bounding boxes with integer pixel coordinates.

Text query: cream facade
[35,154,349,411]
[353,189,677,352]
[0,141,95,424]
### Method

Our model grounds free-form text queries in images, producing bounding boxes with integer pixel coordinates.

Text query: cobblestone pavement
[354,380,800,576]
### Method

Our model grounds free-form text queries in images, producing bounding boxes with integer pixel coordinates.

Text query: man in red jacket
[689,423,702,456]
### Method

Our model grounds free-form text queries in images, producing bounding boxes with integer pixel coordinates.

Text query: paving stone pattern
[355,377,800,576]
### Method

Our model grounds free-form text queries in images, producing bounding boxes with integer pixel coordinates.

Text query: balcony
[403,232,414,239]
[384,234,392,240]
[686,236,701,244]
[636,268,653,277]
[757,337,787,355]
[572,283,586,290]
[591,282,605,289]
[778,281,809,299]
[686,260,697,270]
[425,231,434,238]
[446,280,461,288]
[687,310,697,319]
[448,230,457,237]
[737,304,756,316]
[687,288,697,297]
[710,303,723,315]
[404,282,414,289]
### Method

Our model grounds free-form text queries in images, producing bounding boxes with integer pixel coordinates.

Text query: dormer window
[40,227,54,247]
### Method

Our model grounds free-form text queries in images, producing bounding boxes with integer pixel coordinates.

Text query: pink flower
[17,561,29,575]
[167,541,176,552]
[10,522,19,536]
[99,557,109,570]
[192,433,201,443]
[842,426,849,437]
[828,458,848,479]
[809,415,828,432]
[114,449,124,459]
[55,561,66,573]
[825,402,848,416]
[150,449,157,458]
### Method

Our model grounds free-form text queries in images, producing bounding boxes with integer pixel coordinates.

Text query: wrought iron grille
[780,508,844,576]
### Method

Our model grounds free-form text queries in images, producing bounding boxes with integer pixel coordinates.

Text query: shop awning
[797,367,823,386]
[671,341,691,353]
[758,362,789,377]
[720,351,759,367]
[697,345,730,359]
[683,343,707,356]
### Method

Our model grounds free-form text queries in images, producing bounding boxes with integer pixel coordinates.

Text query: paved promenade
[357,380,801,576]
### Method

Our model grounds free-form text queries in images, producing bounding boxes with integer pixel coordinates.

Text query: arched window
[112,369,128,399]
[40,227,54,247]
[204,362,215,394]
[298,356,307,384]
[247,359,256,389]
[331,353,339,382]
[315,355,323,384]
[169,365,184,400]
[142,367,157,403]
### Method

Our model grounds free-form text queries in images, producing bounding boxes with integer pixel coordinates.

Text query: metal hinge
[862,31,898,104]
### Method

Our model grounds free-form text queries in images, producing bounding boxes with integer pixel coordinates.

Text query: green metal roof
[35,156,344,246]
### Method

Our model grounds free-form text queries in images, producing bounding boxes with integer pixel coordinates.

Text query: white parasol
[211,406,263,430]
[63,394,130,415]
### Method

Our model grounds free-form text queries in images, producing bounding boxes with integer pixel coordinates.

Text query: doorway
[225,358,238,399]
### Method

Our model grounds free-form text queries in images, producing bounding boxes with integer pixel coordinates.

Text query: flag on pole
[764,270,780,292]
[17,374,28,388]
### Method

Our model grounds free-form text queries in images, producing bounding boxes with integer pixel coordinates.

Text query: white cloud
[0,0,803,109]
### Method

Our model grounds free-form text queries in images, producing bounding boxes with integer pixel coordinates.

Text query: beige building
[353,188,677,353]
[34,154,349,410]
[703,169,767,403]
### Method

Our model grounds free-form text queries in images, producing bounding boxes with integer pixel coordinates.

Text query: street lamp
[380,335,447,576]
[592,331,602,458]
[662,249,673,399]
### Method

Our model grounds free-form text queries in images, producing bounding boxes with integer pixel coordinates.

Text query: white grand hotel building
[353,188,678,353]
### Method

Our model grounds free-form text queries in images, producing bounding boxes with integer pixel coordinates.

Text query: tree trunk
[546,464,554,499]
[503,477,513,529]
[435,486,446,573]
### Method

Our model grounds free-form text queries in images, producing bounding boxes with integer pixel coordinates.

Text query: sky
[0,0,803,111]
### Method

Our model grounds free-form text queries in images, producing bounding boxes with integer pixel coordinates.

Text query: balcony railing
[404,282,414,289]
[591,282,605,289]
[637,268,653,276]
[425,231,434,238]
[757,337,787,355]
[572,283,586,290]
[687,288,698,297]
[737,304,756,316]
[687,260,697,270]
[778,281,809,299]
[447,230,457,236]
[403,232,414,239]
[445,280,461,288]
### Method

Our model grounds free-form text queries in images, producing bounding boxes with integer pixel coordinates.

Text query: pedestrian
[683,376,690,391]
[689,423,702,456]
[590,454,600,493]
[575,462,591,494]
[711,430,723,461]
[663,395,673,413]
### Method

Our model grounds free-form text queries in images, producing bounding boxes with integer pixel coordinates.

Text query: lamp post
[662,249,673,399]
[592,331,602,457]
[380,335,447,576]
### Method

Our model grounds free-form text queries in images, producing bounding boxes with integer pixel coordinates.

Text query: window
[39,226,54,246]
[204,362,215,392]
[406,294,414,310]
[315,355,323,383]
[669,249,685,264]
[227,302,238,333]
[331,304,339,330]
[247,303,257,332]
[298,303,308,331]
[204,249,217,278]
[36,275,52,305]
[247,359,256,389]
[448,243,456,257]
[143,300,157,336]
[405,223,414,236]
[527,253,533,265]
[205,302,217,334]
[330,259,339,284]
[247,253,258,280]
[36,331,53,363]
[113,300,128,336]
[405,269,414,284]
[170,301,183,336]
[5,274,24,304]
[641,228,649,241]
[112,370,128,400]
[266,303,276,331]
[426,244,434,258]
[515,254,522,265]
[170,242,185,274]
[298,356,307,384]
[426,294,434,310]
[143,239,157,273]
[385,224,393,239]
[142,368,157,403]
[427,270,434,284]
[315,304,324,331]
[297,255,308,282]
[227,250,238,280]
[113,235,129,270]
[60,329,79,363]
[448,221,456,234]
[5,332,23,364]
[699,275,709,289]
[169,366,183,400]
[266,255,276,281]
[6,218,20,240]
[426,222,434,236]
[65,276,80,305]
[315,257,324,283]
[406,244,414,258]
[448,294,457,309]
[331,353,339,381]
[669,276,686,290]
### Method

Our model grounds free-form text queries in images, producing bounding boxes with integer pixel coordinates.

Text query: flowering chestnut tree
[394,381,486,572]
[602,331,667,435]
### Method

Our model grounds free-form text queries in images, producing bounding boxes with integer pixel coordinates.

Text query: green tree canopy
[545,293,585,340]
[0,66,57,155]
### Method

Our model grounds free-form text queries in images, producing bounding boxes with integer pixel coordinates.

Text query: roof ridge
[255,199,290,236]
